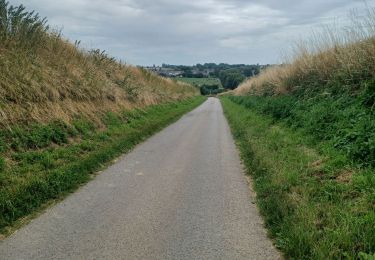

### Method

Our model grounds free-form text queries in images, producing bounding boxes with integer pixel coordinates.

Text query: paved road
[0,98,280,259]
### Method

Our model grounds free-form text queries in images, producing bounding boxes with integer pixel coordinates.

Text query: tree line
[162,63,271,90]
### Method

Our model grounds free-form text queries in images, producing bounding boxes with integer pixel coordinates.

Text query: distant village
[141,63,270,79]
[142,65,215,77]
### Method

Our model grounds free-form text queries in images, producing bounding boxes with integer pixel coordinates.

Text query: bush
[219,69,245,89]
[199,83,224,95]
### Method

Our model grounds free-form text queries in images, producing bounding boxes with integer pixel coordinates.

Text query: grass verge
[221,96,375,259]
[0,96,206,235]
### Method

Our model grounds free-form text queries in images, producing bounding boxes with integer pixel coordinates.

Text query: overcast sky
[10,0,371,65]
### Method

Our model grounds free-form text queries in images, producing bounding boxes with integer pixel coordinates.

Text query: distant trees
[219,69,246,89]
[161,63,270,89]
[200,84,224,95]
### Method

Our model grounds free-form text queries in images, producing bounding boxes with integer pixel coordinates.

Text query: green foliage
[177,78,225,95]
[199,84,225,95]
[228,86,375,167]
[103,112,122,127]
[163,63,265,79]
[0,137,5,152]
[72,118,95,135]
[121,108,147,122]
[359,252,375,260]
[219,69,246,89]
[0,156,5,171]
[221,96,375,259]
[0,120,72,151]
[0,96,206,234]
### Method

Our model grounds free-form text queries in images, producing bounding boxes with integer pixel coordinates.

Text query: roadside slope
[0,0,198,127]
[222,96,375,258]
[223,8,375,259]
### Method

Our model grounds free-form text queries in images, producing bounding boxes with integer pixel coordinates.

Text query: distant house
[143,66,183,77]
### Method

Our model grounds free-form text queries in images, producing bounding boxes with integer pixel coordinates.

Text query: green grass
[0,96,206,234]
[228,85,375,168]
[221,96,375,259]
[177,77,223,88]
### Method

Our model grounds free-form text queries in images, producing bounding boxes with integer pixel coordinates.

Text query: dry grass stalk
[235,7,375,96]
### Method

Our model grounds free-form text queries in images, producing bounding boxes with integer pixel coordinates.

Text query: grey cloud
[9,0,371,65]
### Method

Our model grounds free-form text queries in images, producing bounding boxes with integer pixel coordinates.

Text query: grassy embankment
[222,8,375,259]
[0,1,202,234]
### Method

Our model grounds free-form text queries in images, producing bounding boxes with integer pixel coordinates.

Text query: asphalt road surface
[0,98,280,260]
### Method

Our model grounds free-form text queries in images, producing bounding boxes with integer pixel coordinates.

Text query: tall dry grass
[236,7,375,96]
[0,1,198,127]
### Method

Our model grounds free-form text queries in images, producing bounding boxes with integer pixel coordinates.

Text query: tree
[219,69,246,89]
[200,83,224,95]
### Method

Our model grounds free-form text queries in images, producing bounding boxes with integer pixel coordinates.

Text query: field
[177,78,223,88]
